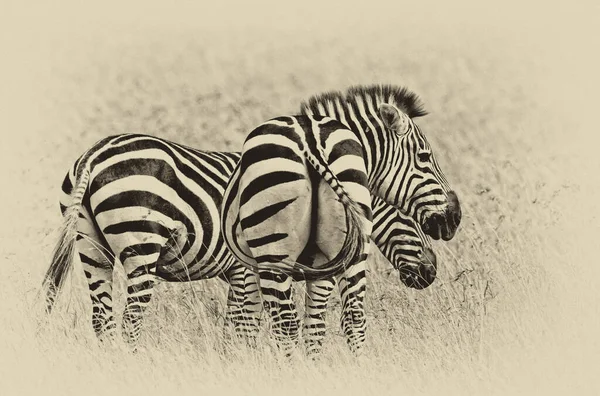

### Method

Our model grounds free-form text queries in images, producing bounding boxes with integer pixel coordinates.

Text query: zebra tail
[42,165,91,314]
[292,148,368,281]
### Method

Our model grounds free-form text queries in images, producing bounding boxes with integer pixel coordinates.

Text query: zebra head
[375,103,461,241]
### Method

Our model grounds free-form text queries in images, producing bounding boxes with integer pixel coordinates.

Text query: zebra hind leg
[337,259,368,355]
[260,270,300,357]
[120,246,159,350]
[76,209,117,343]
[221,264,262,348]
[303,278,336,357]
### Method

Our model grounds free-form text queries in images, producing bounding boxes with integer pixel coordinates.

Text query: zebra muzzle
[398,247,437,289]
[422,191,461,241]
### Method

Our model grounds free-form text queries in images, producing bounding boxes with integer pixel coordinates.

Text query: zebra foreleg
[303,278,336,357]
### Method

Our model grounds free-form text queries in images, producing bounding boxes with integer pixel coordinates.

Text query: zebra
[222,84,461,354]
[42,134,260,345]
[41,132,438,349]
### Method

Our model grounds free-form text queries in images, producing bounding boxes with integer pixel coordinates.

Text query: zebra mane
[300,84,428,119]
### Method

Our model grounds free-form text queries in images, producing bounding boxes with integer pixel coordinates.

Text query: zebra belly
[154,253,224,282]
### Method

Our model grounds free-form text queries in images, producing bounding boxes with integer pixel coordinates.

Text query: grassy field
[1,2,599,395]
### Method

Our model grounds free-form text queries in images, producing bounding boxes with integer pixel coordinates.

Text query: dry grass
[1,2,599,395]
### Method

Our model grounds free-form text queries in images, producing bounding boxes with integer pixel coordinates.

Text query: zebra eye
[418,152,431,162]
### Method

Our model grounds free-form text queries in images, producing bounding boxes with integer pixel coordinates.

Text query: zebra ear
[379,103,410,136]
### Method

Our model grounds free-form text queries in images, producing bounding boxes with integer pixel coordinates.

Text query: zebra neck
[303,95,389,189]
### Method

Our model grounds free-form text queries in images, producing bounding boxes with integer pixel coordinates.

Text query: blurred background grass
[1,0,599,395]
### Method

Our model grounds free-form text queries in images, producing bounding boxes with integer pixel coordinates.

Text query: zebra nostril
[422,215,437,239]
[422,222,430,232]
